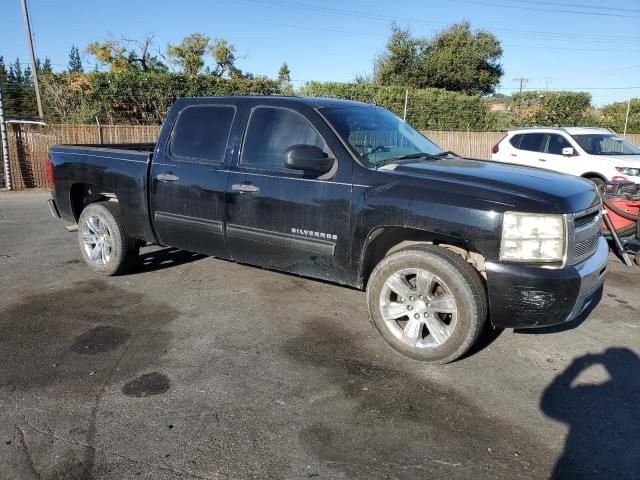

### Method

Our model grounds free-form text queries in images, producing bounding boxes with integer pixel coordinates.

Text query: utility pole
[403,89,408,121]
[623,98,631,138]
[0,80,12,190]
[20,0,44,120]
[513,77,529,94]
[544,77,552,91]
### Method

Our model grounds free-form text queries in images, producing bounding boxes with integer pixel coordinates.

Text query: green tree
[87,35,166,73]
[277,62,293,94]
[68,45,84,73]
[600,99,640,134]
[374,23,426,87]
[209,38,244,78]
[167,33,210,75]
[422,22,503,95]
[374,22,503,95]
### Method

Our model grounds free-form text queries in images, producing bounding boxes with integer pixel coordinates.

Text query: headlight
[615,167,640,177]
[500,212,566,263]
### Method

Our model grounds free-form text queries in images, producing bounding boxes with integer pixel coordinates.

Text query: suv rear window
[509,134,523,148]
[518,133,546,152]
[170,105,235,163]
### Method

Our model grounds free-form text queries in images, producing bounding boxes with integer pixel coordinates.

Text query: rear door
[149,102,240,257]
[225,101,353,283]
[513,132,547,168]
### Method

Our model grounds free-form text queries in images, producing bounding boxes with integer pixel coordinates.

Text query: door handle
[537,158,547,162]
[231,183,260,194]
[510,153,517,157]
[157,172,180,182]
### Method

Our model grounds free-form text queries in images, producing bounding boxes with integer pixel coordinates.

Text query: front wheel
[367,245,487,364]
[77,201,139,276]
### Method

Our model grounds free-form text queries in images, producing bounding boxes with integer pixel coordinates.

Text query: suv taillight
[46,155,54,191]
[491,143,500,154]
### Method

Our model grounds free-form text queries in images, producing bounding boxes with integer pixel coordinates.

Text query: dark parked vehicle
[47,96,608,363]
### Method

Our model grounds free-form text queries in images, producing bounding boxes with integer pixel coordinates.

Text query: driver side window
[546,134,573,155]
[241,107,327,169]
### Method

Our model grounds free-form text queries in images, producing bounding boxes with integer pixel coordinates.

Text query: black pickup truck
[48,96,608,363]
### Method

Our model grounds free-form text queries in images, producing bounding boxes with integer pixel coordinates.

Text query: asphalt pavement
[1,191,639,479]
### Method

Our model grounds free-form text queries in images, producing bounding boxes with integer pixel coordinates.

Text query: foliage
[508,91,593,126]
[299,82,496,130]
[277,62,293,95]
[599,98,639,134]
[373,23,426,88]
[68,45,83,73]
[87,35,167,73]
[374,22,503,95]
[209,38,245,78]
[0,57,39,118]
[422,22,503,95]
[167,33,210,75]
[40,71,281,124]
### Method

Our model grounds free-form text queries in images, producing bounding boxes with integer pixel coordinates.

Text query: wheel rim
[82,215,113,266]
[379,268,458,349]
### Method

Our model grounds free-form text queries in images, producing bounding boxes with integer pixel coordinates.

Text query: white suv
[491,127,640,186]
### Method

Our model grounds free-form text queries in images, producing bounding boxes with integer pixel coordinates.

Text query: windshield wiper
[374,152,441,168]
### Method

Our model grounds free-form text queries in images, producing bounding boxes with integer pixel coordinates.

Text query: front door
[538,133,578,175]
[225,102,353,283]
[149,102,238,257]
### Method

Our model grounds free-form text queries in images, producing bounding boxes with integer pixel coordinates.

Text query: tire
[77,201,139,276]
[587,176,606,190]
[366,245,487,364]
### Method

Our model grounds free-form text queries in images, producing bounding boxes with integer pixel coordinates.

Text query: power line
[242,0,640,43]
[499,0,640,14]
[452,0,640,18]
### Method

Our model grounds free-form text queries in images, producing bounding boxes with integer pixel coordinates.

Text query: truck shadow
[540,347,640,479]
[133,247,206,273]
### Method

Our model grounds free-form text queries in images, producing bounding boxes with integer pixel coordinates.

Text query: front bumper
[485,236,608,328]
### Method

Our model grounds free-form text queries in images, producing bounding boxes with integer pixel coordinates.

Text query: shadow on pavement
[540,348,640,479]
[133,247,206,273]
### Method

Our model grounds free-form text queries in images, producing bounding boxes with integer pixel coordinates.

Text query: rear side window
[241,107,327,169]
[509,134,523,148]
[170,105,235,163]
[545,134,573,155]
[518,133,546,152]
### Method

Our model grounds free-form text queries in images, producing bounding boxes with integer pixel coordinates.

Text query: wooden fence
[1,123,639,190]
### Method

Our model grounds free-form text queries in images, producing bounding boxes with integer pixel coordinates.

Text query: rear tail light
[46,155,54,191]
[491,143,500,154]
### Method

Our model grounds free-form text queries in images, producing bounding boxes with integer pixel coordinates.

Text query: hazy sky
[1,0,638,106]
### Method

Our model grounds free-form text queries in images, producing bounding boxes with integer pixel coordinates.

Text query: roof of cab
[177,95,373,109]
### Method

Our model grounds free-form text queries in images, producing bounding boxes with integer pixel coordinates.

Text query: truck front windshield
[320,106,444,166]
[571,134,640,156]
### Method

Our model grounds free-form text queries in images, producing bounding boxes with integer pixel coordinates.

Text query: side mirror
[284,144,334,175]
[562,147,575,156]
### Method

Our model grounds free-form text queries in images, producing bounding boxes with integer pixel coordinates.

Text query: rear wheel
[586,176,606,191]
[367,245,487,364]
[77,201,139,276]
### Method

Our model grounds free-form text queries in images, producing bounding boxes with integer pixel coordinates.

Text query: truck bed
[49,143,155,242]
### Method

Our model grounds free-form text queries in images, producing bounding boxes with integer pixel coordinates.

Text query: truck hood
[380,157,599,214]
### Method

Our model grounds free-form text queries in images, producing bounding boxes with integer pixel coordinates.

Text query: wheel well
[582,172,606,182]
[360,226,486,287]
[69,183,117,222]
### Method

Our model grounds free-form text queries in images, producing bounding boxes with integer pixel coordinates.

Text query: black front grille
[575,234,599,258]
[574,210,599,227]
